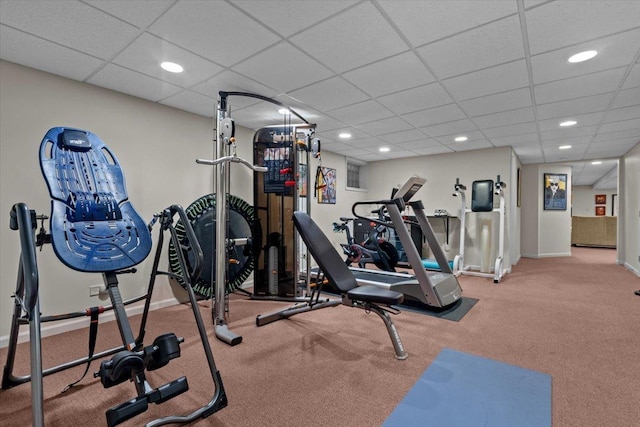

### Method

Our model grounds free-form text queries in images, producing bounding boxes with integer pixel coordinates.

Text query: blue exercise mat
[421,259,454,271]
[383,348,552,427]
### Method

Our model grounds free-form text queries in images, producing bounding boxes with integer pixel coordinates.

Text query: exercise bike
[332,208,399,272]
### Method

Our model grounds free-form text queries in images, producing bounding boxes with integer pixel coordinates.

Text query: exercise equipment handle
[352,199,404,228]
[169,205,204,285]
[10,203,39,318]
[196,155,267,173]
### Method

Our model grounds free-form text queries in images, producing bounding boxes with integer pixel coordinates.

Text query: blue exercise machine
[2,128,227,426]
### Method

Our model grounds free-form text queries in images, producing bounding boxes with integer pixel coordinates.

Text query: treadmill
[349,177,462,308]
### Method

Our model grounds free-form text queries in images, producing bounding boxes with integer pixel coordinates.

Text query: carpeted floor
[0,247,639,426]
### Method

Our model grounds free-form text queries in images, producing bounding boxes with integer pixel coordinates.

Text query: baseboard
[624,262,640,277]
[0,297,179,349]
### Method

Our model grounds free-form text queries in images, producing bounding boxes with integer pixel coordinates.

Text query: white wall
[0,60,247,340]
[621,142,640,275]
[521,164,573,258]
[572,186,618,217]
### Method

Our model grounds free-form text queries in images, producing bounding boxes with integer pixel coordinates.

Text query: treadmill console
[394,176,426,202]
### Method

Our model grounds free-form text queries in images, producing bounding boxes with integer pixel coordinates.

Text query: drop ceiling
[1,0,639,190]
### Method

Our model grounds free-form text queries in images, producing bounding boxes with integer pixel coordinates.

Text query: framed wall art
[543,173,567,210]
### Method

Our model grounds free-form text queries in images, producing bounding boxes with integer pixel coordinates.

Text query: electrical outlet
[90,285,101,297]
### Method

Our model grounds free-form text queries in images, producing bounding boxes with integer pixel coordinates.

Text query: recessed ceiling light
[568,50,597,63]
[559,145,572,150]
[278,108,289,115]
[379,147,390,152]
[160,61,183,73]
[559,120,577,127]
[454,136,468,142]
[591,160,602,165]
[338,133,351,139]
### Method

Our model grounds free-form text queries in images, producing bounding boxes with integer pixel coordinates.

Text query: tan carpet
[1,247,639,426]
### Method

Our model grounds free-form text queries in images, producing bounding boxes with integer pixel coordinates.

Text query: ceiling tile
[540,136,592,147]
[483,122,538,138]
[149,1,280,67]
[318,127,369,142]
[436,130,486,145]
[160,90,216,117]
[543,144,588,161]
[621,62,640,89]
[377,83,453,115]
[191,71,277,102]
[113,33,224,88]
[525,0,640,55]
[87,63,183,102]
[232,41,333,93]
[356,116,413,136]
[611,87,640,109]
[597,117,640,135]
[420,118,478,138]
[447,139,494,152]
[531,29,640,85]
[418,15,524,79]
[231,0,357,37]
[403,104,468,128]
[328,100,394,126]
[289,2,408,73]
[536,92,614,120]
[342,52,435,97]
[358,153,387,162]
[0,25,103,81]
[0,1,139,58]
[288,77,369,111]
[489,133,540,147]
[539,125,599,141]
[460,87,532,116]
[604,105,640,124]
[377,0,516,47]
[379,129,431,144]
[410,146,454,156]
[538,112,604,132]
[534,67,627,104]
[85,0,173,28]
[594,128,640,142]
[472,107,535,129]
[395,138,441,150]
[444,60,530,101]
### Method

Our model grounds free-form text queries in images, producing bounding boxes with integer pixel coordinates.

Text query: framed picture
[517,167,522,207]
[543,173,567,210]
[595,206,606,216]
[316,166,336,204]
[595,194,606,205]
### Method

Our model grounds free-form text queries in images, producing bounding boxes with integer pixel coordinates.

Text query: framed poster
[316,166,336,204]
[595,194,606,205]
[595,206,606,216]
[543,173,567,210]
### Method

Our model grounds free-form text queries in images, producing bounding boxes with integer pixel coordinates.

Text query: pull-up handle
[196,156,268,173]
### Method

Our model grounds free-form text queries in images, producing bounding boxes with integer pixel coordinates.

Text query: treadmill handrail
[352,199,405,228]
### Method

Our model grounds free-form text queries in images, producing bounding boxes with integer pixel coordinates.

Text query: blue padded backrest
[39,127,152,272]
[292,211,357,293]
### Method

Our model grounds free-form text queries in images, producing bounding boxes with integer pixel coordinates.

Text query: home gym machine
[252,121,317,299]
[452,175,509,283]
[194,91,317,346]
[347,176,463,308]
[2,127,227,426]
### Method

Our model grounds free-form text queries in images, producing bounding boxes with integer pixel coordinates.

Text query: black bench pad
[347,285,404,306]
